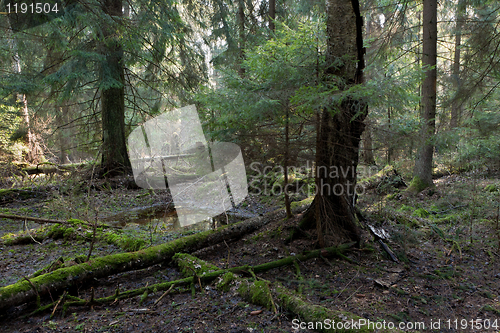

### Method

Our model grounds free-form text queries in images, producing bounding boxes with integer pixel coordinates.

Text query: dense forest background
[1,0,500,331]
[1,0,499,178]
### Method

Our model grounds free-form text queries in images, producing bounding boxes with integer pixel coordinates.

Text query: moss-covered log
[272,284,403,332]
[175,251,404,333]
[0,214,110,228]
[19,244,350,317]
[0,188,47,203]
[174,243,354,278]
[0,202,310,311]
[1,219,116,246]
[21,162,86,175]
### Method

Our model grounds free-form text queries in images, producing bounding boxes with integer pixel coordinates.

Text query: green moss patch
[216,272,237,292]
[173,253,220,277]
[238,280,274,310]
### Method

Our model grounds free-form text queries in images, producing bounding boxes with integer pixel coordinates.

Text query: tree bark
[409,0,437,193]
[269,0,275,32]
[237,0,246,77]
[284,104,292,218]
[100,0,132,175]
[305,0,367,247]
[360,120,375,165]
[450,0,465,129]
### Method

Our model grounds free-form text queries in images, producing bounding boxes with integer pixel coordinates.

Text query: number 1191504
[6,2,59,14]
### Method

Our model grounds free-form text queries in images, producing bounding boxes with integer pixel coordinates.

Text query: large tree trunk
[100,0,132,175]
[408,0,437,193]
[306,0,367,247]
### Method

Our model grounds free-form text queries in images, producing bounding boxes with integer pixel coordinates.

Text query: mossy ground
[1,169,500,332]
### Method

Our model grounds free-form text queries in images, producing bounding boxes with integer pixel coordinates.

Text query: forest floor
[1,167,500,332]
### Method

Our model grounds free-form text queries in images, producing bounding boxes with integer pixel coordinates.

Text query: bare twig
[340,285,362,306]
[153,284,174,306]
[25,220,42,245]
[23,276,40,306]
[0,213,116,229]
[224,240,230,269]
[336,271,359,299]
[186,266,203,293]
[51,291,66,318]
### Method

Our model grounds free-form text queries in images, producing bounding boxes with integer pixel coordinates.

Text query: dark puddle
[102,202,213,231]
[102,202,257,231]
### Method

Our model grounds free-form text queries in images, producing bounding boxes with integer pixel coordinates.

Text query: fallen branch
[0,202,311,311]
[0,213,66,224]
[176,251,402,333]
[366,224,399,263]
[12,243,351,317]
[153,284,174,306]
[0,213,115,229]
[21,162,86,176]
[0,188,47,203]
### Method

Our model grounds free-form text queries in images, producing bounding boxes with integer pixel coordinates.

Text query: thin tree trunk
[6,19,42,163]
[58,106,70,164]
[360,14,375,166]
[409,0,437,193]
[284,105,292,218]
[237,0,246,77]
[410,11,421,161]
[387,105,393,164]
[450,0,464,129]
[269,0,275,32]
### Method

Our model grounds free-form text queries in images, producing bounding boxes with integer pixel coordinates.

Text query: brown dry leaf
[250,310,262,316]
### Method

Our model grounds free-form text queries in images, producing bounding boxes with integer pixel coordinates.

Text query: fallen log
[21,162,86,176]
[176,252,403,333]
[0,213,78,225]
[0,216,118,246]
[0,201,311,311]
[24,244,351,316]
[0,188,47,204]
